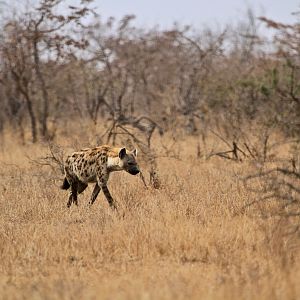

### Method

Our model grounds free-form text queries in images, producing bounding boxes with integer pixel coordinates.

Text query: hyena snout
[127,165,140,175]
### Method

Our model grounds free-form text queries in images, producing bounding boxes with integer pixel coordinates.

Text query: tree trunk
[24,92,37,143]
[33,39,49,139]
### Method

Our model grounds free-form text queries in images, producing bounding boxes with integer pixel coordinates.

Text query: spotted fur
[61,145,140,209]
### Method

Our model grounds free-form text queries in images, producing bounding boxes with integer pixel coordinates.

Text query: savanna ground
[0,124,299,300]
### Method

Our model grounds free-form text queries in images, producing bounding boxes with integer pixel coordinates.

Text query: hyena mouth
[128,168,140,175]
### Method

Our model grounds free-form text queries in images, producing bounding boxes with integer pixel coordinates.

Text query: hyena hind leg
[77,181,88,194]
[61,177,70,190]
[67,182,78,207]
[67,194,73,208]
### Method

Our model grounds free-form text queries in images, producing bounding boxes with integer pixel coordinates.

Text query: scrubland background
[0,1,300,299]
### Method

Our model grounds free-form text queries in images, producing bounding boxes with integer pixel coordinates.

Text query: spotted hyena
[61,145,140,209]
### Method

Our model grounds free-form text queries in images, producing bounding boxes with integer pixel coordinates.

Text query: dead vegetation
[0,131,300,300]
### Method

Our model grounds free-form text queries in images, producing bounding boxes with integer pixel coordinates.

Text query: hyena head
[119,148,140,175]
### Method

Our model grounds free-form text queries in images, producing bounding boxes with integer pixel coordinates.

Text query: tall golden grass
[0,129,299,300]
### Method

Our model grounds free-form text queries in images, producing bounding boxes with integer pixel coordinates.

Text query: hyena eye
[128,162,135,166]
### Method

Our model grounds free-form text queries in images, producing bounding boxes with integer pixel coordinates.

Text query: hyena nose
[129,167,140,175]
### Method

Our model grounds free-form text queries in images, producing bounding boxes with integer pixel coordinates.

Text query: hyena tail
[61,177,70,190]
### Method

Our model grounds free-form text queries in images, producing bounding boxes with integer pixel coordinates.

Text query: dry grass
[0,131,300,300]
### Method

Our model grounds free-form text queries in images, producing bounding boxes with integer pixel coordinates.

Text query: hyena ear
[132,149,138,157]
[119,148,126,159]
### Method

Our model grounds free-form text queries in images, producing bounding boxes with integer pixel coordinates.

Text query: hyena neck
[107,156,122,172]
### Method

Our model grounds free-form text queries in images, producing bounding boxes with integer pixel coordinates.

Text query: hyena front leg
[95,170,116,210]
[89,183,101,206]
[101,184,117,210]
